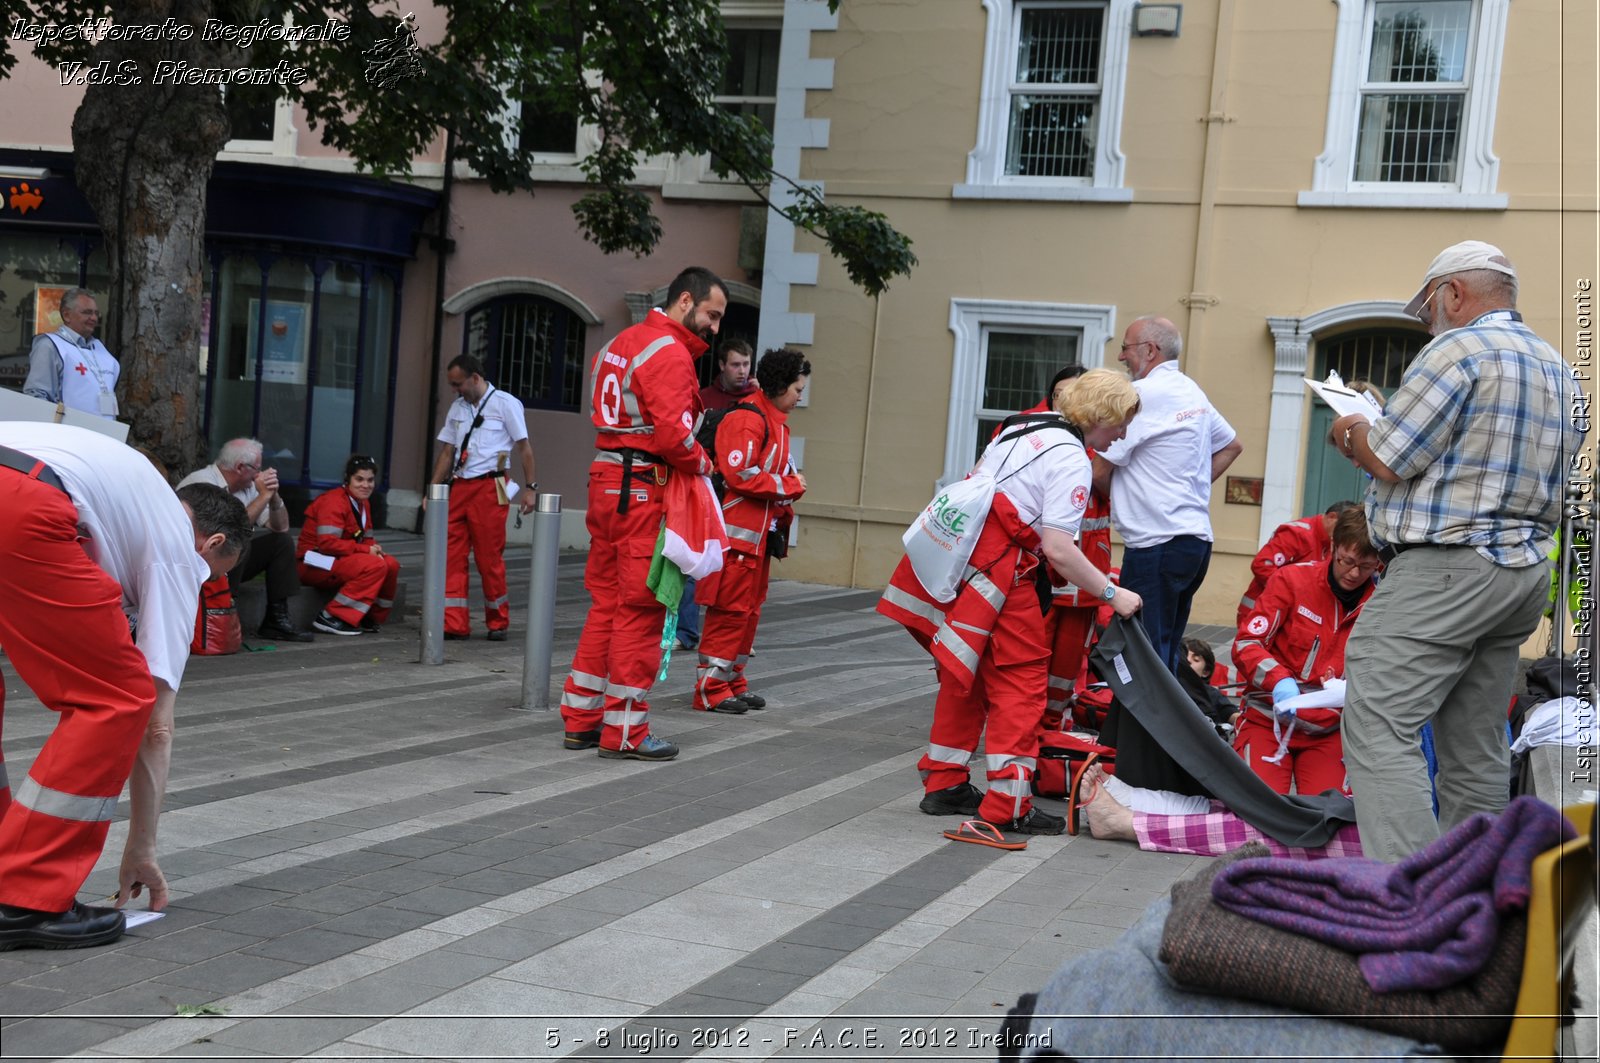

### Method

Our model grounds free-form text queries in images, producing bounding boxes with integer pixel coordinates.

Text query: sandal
[942,819,1029,851]
[1066,753,1102,837]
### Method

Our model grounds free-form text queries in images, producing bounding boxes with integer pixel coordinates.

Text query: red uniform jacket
[588,309,711,476]
[714,390,806,556]
[297,487,377,559]
[878,493,1043,695]
[1232,560,1373,734]
[1238,514,1332,624]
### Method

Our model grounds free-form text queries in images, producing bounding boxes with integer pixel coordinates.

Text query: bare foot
[1079,764,1136,841]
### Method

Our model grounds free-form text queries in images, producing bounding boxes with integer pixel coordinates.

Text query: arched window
[463,295,586,411]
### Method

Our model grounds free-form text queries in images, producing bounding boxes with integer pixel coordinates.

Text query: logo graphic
[728,448,743,468]
[8,182,44,214]
[1246,615,1269,636]
[929,492,969,535]
[363,12,423,89]
[1273,551,1285,566]
[680,411,693,429]
[1070,485,1088,509]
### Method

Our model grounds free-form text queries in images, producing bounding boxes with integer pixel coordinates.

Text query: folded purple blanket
[1211,795,1574,992]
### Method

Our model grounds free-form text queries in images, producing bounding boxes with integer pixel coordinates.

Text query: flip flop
[942,819,1028,851]
[1067,753,1102,837]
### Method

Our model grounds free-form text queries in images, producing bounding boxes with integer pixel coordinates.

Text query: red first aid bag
[190,575,241,656]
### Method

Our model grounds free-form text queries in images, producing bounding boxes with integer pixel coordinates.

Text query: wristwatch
[1099,581,1117,602]
[525,481,538,492]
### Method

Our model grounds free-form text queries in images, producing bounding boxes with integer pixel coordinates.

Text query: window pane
[519,99,578,154]
[1354,92,1462,182]
[1016,7,1102,85]
[1006,94,1098,177]
[476,296,585,412]
[721,29,780,98]
[1316,328,1427,392]
[308,263,363,483]
[1367,1,1471,83]
[982,331,1078,412]
[225,84,277,141]
[356,272,394,476]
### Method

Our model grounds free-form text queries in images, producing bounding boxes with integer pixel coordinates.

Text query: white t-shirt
[972,418,1092,538]
[0,422,210,690]
[1098,361,1237,548]
[177,462,267,528]
[437,385,529,479]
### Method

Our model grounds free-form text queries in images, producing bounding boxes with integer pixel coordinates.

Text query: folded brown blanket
[1159,844,1523,1052]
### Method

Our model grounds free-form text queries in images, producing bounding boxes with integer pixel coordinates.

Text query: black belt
[0,444,66,494]
[614,448,665,515]
[455,471,501,482]
[1377,541,1419,566]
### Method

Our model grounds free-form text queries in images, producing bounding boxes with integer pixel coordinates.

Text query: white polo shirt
[437,385,529,479]
[177,462,268,528]
[0,422,211,690]
[1098,361,1236,548]
[973,419,1092,537]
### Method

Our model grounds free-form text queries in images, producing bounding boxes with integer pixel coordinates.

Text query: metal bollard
[420,483,449,665]
[520,492,562,709]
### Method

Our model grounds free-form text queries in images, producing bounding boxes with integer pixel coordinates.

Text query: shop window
[463,295,586,411]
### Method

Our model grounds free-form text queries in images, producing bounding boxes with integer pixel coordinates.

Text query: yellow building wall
[775,0,1597,631]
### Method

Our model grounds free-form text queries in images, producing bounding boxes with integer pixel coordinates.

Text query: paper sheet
[125,911,165,929]
[302,551,336,571]
[1304,370,1384,422]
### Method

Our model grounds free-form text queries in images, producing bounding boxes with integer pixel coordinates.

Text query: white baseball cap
[1403,240,1517,317]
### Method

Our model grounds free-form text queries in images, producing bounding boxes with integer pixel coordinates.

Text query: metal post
[521,492,563,709]
[420,483,449,665]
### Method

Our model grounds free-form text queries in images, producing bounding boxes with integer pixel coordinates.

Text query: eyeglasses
[1120,341,1153,352]
[237,462,260,475]
[1333,553,1381,576]
[1415,279,1452,324]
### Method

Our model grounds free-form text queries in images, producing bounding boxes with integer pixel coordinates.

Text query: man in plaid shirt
[1329,240,1585,862]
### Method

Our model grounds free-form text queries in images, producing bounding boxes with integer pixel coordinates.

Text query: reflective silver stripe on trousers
[698,656,734,682]
[965,570,1006,611]
[376,596,394,608]
[986,752,1037,774]
[727,526,763,547]
[734,653,749,668]
[444,597,470,609]
[334,593,371,615]
[561,690,604,711]
[605,682,652,701]
[880,584,944,627]
[15,775,117,823]
[931,625,981,674]
[927,742,974,766]
[568,670,607,692]
[489,594,509,610]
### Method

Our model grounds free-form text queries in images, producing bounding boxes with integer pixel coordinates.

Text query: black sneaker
[312,611,361,637]
[997,807,1067,835]
[443,632,469,641]
[486,629,508,642]
[563,729,601,750]
[359,617,381,633]
[919,781,985,816]
[733,692,766,709]
[701,698,748,715]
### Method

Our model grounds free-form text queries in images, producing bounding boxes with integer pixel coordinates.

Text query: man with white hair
[1330,240,1585,861]
[179,438,314,642]
[23,288,120,419]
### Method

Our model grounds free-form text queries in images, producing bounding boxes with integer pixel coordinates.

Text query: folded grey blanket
[1161,844,1522,1052]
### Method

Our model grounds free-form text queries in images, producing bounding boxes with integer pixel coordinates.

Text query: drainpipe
[417,127,457,532]
[1181,0,1238,368]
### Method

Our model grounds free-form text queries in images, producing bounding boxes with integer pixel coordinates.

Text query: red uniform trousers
[299,553,400,626]
[0,470,157,911]
[561,461,667,750]
[445,477,510,636]
[1233,711,1347,796]
[693,550,771,709]
[919,576,1051,826]
[1042,604,1096,731]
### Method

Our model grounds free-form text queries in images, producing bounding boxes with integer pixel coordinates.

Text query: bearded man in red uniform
[694,348,810,714]
[560,267,727,761]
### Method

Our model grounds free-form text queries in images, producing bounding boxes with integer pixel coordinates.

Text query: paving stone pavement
[0,533,1214,1062]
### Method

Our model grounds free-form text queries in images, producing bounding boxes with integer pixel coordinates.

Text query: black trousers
[230,530,299,603]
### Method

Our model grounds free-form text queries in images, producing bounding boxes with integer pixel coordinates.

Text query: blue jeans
[676,577,701,649]
[1118,535,1212,674]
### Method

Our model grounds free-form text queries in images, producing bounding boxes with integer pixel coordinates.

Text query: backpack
[695,401,767,499]
[190,574,242,656]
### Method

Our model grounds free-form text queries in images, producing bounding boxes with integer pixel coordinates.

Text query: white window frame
[665,8,782,197]
[221,96,297,157]
[954,0,1134,202]
[943,298,1114,487]
[1299,0,1509,210]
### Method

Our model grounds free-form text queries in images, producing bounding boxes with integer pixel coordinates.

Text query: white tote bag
[901,474,997,602]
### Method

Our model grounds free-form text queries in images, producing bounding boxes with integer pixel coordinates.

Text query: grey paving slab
[241,927,379,965]
[174,883,297,915]
[275,883,394,914]
[441,925,566,961]
[305,902,439,940]
[278,973,445,1016]
[152,952,305,994]
[208,1015,376,1054]
[1,1016,134,1057]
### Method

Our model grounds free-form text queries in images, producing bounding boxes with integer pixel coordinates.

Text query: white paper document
[302,551,337,571]
[125,910,165,929]
[1304,371,1384,422]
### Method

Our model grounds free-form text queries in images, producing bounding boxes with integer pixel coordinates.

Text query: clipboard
[1304,371,1383,422]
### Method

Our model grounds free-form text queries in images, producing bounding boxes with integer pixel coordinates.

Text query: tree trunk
[71,0,232,474]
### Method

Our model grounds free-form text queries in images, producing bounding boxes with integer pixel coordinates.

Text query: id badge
[98,392,118,416]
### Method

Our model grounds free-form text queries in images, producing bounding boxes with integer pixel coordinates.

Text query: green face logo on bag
[930,492,970,535]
